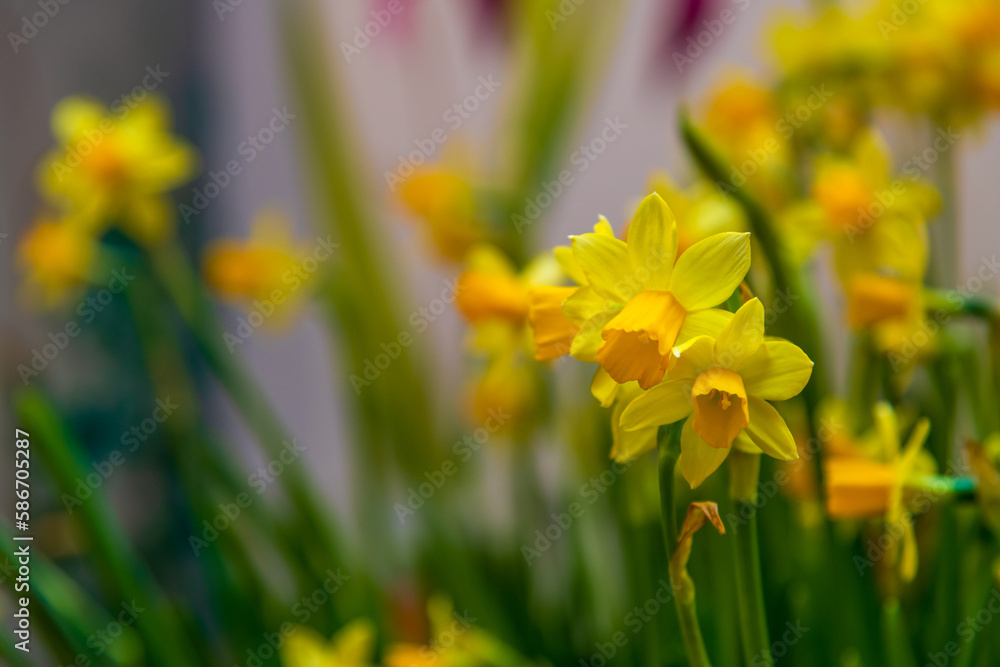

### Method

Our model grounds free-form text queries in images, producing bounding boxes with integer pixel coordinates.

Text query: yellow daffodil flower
[280,619,377,667]
[620,298,813,487]
[795,130,937,286]
[399,166,484,262]
[17,217,99,307]
[455,244,562,430]
[883,0,1000,125]
[37,95,197,245]
[385,597,525,667]
[203,210,317,311]
[824,403,937,582]
[530,193,748,390]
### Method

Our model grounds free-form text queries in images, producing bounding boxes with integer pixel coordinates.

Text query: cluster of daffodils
[529,193,813,487]
[17,95,197,304]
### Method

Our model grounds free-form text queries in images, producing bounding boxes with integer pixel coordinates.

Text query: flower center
[691,368,749,449]
[595,290,687,389]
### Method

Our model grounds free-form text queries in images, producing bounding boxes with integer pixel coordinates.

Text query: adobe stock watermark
[55,599,146,667]
[7,0,73,54]
[844,126,960,243]
[887,253,1000,373]
[580,578,681,666]
[546,0,588,29]
[179,106,297,223]
[853,459,971,576]
[350,278,464,394]
[221,235,339,352]
[188,439,306,556]
[236,568,351,667]
[876,0,928,38]
[49,65,170,182]
[17,268,136,385]
[384,75,502,192]
[521,458,633,565]
[672,0,754,72]
[718,85,834,193]
[61,398,179,513]
[923,588,1000,667]
[340,0,415,63]
[752,620,810,666]
[393,408,511,523]
[512,116,628,234]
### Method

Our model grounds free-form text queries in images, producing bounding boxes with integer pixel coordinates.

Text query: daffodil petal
[554,245,587,285]
[571,232,633,302]
[611,399,657,461]
[591,367,619,408]
[594,215,616,236]
[570,310,616,362]
[620,380,694,431]
[679,418,730,489]
[715,298,765,368]
[668,335,717,381]
[738,340,813,401]
[627,193,677,290]
[675,308,733,344]
[669,232,751,310]
[562,285,607,323]
[744,397,798,461]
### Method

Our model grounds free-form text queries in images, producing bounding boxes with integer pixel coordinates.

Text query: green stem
[881,598,914,667]
[146,244,346,574]
[657,424,713,667]
[729,449,772,667]
[14,389,200,667]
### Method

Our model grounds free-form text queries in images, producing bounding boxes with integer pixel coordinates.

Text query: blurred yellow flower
[621,298,812,487]
[17,217,98,306]
[281,619,376,667]
[203,210,323,314]
[796,130,937,285]
[846,272,927,355]
[824,403,936,582]
[37,95,197,245]
[399,167,484,262]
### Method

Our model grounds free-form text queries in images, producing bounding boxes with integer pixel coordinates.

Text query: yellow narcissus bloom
[845,273,931,365]
[530,193,749,390]
[37,95,197,245]
[455,244,562,429]
[203,210,317,309]
[384,597,526,667]
[824,403,937,582]
[17,217,99,307]
[280,619,376,667]
[795,130,937,285]
[883,0,1000,124]
[620,298,813,488]
[399,166,484,262]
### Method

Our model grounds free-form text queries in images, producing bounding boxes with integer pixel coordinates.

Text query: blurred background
[3,1,1000,666]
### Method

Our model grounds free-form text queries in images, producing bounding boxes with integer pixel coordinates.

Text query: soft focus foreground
[4,1,1000,666]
